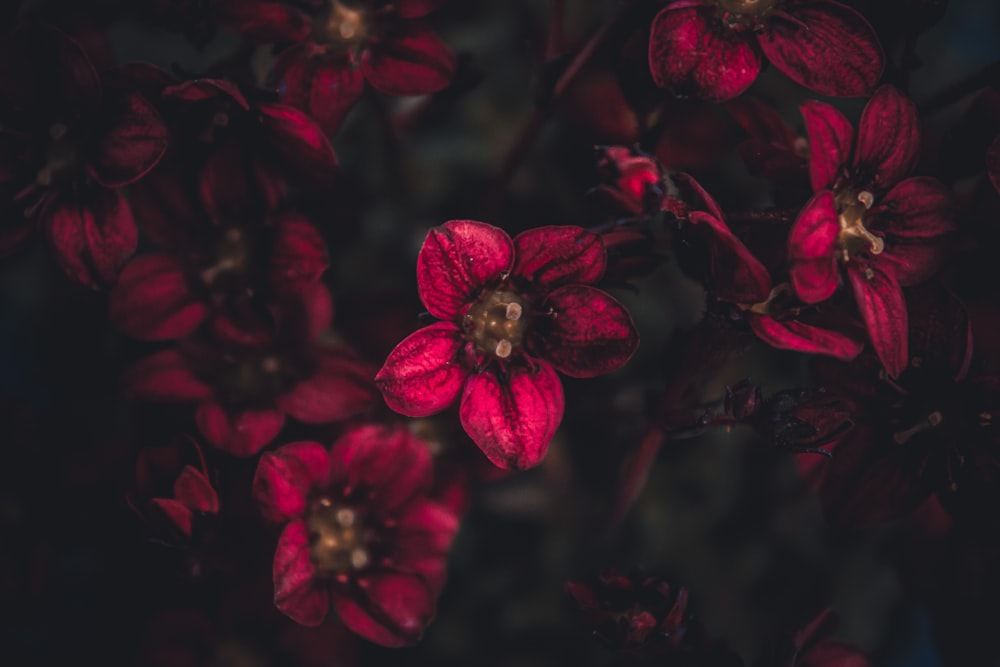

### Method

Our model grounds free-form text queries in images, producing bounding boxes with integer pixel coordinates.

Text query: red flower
[252,0,456,134]
[252,424,459,645]
[375,220,639,470]
[673,173,864,361]
[648,0,884,102]
[787,85,956,377]
[0,23,168,287]
[123,286,378,457]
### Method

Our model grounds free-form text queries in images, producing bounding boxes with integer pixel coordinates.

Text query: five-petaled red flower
[787,85,956,377]
[648,0,884,102]
[375,220,639,470]
[252,424,459,646]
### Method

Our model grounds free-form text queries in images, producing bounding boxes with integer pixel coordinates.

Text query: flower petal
[150,498,194,538]
[459,363,563,470]
[747,315,863,360]
[541,285,638,378]
[275,46,365,135]
[268,212,329,290]
[331,573,435,647]
[396,0,446,19]
[848,264,908,377]
[788,191,840,304]
[760,1,884,97]
[274,521,329,627]
[88,90,169,188]
[42,190,137,289]
[648,4,762,102]
[800,100,853,191]
[688,211,772,304]
[254,441,329,524]
[173,465,219,513]
[873,176,956,239]
[853,85,920,189]
[375,322,466,417]
[215,0,312,42]
[511,226,606,288]
[122,349,211,402]
[195,402,286,458]
[278,347,376,424]
[109,253,205,340]
[361,22,455,96]
[259,103,339,181]
[417,220,514,320]
[391,500,459,591]
[326,424,433,513]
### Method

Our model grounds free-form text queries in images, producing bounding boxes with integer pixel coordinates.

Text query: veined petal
[848,264,908,377]
[43,190,137,289]
[275,46,365,136]
[195,403,285,458]
[541,285,639,378]
[417,220,514,320]
[214,0,312,42]
[279,347,376,424]
[648,4,762,102]
[274,521,329,627]
[459,363,563,470]
[760,1,883,97]
[361,22,455,97]
[268,212,330,290]
[326,424,432,513]
[788,191,840,304]
[391,500,459,591]
[122,349,211,402]
[88,91,168,188]
[873,177,956,239]
[259,103,339,181]
[254,441,329,524]
[800,100,853,191]
[375,322,466,417]
[853,85,920,189]
[109,253,205,341]
[748,315,863,360]
[512,226,606,288]
[173,465,219,513]
[688,211,772,304]
[331,573,434,647]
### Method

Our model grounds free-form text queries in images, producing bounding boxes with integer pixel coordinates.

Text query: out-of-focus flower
[648,0,884,102]
[0,23,168,287]
[375,220,639,470]
[123,285,378,457]
[788,85,956,377]
[252,424,459,645]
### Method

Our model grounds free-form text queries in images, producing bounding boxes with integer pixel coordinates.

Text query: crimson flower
[648,0,884,102]
[263,0,456,134]
[0,23,168,287]
[375,220,639,470]
[787,85,956,377]
[252,424,459,645]
[123,286,378,457]
[672,173,864,361]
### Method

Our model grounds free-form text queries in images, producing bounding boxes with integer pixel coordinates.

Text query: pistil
[893,410,943,444]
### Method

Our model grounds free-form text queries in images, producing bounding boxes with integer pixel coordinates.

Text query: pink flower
[787,85,956,377]
[252,424,459,645]
[648,0,884,102]
[375,220,639,470]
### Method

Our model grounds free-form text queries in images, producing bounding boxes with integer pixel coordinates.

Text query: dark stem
[483,1,636,216]
[726,208,799,225]
[919,60,1000,116]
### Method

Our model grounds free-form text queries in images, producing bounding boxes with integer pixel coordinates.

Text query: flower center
[35,123,81,188]
[199,228,253,287]
[835,189,883,263]
[464,290,529,359]
[313,0,370,53]
[306,498,370,574]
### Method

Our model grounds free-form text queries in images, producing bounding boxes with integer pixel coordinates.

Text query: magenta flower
[648,0,884,102]
[787,85,956,377]
[375,220,639,470]
[252,424,459,645]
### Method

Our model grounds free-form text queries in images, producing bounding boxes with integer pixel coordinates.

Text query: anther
[505,302,522,321]
[495,339,512,358]
[350,548,369,569]
[857,191,874,209]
